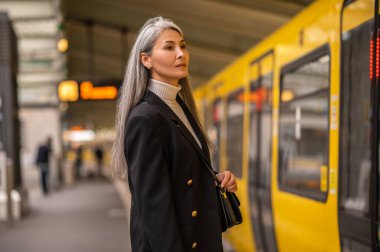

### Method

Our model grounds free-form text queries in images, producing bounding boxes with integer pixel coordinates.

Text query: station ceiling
[63,0,314,89]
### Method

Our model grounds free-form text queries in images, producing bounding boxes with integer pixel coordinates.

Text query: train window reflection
[342,237,371,252]
[340,20,372,216]
[279,49,330,200]
[227,89,244,178]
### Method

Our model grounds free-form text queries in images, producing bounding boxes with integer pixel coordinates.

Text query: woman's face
[141,29,189,86]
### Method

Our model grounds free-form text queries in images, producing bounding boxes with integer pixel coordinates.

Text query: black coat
[124,91,223,252]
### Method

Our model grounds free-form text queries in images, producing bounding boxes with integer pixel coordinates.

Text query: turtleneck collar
[148,79,181,102]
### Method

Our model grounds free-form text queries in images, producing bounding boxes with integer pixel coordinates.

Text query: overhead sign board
[58,80,118,102]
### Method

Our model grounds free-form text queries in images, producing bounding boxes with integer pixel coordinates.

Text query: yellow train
[193,0,380,251]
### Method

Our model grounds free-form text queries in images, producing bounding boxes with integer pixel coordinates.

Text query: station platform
[0,179,131,252]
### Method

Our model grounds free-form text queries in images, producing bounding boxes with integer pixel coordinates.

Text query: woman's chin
[177,72,188,79]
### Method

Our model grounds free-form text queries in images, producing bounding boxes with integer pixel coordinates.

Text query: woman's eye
[181,44,187,49]
[165,46,174,50]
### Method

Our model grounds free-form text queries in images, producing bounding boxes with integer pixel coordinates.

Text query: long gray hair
[112,16,212,178]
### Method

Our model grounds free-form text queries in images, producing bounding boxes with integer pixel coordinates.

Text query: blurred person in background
[35,137,52,195]
[94,146,104,177]
[74,145,83,180]
[112,16,237,252]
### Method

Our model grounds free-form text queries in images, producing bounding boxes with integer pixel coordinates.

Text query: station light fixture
[281,90,295,102]
[63,128,95,142]
[58,80,79,102]
[57,38,69,53]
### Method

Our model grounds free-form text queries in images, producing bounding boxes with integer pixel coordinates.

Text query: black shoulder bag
[200,157,243,232]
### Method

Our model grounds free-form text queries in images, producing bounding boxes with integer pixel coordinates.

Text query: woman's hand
[216,171,238,192]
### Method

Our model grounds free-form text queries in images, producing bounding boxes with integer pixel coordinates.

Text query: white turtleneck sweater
[147,79,202,149]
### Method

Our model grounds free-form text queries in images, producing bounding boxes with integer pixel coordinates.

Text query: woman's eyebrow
[163,39,186,44]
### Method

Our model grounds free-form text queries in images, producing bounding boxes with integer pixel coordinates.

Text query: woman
[112,16,238,252]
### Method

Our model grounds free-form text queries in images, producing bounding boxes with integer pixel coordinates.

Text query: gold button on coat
[187,179,193,186]
[192,210,197,217]
[192,242,197,249]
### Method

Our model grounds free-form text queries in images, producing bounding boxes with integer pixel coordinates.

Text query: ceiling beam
[62,0,311,88]
[64,0,288,40]
[11,16,56,22]
[65,19,251,56]
[205,0,306,17]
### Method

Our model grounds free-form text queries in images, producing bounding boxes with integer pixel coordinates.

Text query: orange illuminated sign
[80,81,118,100]
[237,87,268,103]
[58,80,118,101]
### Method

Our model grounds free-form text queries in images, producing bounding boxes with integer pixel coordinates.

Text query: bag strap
[175,95,221,186]
[197,149,222,187]
[175,95,223,187]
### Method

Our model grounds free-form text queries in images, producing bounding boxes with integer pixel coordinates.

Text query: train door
[248,52,277,252]
[275,43,335,250]
[339,0,379,250]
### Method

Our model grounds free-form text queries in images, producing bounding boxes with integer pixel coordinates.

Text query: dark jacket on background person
[124,91,223,252]
[36,145,50,164]
[36,142,51,194]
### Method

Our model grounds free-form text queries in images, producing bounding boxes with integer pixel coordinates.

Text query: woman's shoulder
[126,102,171,140]
[128,101,166,124]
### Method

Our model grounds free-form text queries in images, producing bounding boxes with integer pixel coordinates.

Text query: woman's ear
[140,53,152,69]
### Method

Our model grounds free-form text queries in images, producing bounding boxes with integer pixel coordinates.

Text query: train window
[342,237,371,252]
[279,47,330,200]
[227,89,244,178]
[211,99,222,172]
[340,20,372,216]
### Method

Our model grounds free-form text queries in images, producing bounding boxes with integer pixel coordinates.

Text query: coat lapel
[176,95,212,165]
[142,91,212,166]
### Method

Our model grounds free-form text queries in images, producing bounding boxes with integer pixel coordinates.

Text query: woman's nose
[176,47,184,58]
